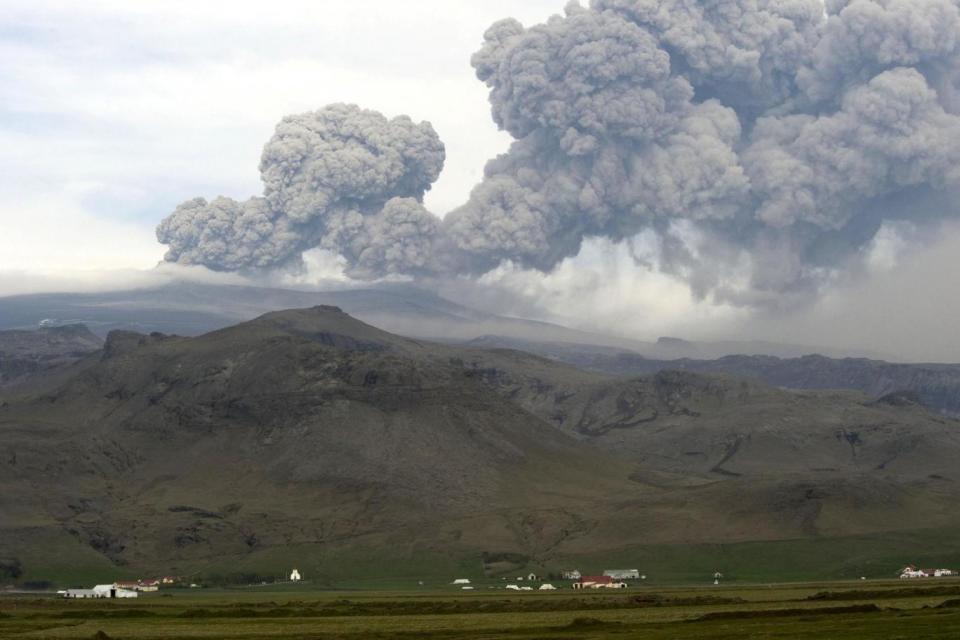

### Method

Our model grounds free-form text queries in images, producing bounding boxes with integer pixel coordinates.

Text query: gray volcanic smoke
[157,0,960,306]
[157,104,445,278]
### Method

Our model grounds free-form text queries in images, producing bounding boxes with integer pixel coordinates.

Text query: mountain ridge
[2,307,959,584]
[0,280,893,360]
[466,336,960,417]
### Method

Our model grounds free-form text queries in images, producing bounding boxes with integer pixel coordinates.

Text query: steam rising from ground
[157,0,960,308]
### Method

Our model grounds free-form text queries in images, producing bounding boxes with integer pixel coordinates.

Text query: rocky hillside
[0,324,102,388]
[467,336,960,417]
[1,308,958,583]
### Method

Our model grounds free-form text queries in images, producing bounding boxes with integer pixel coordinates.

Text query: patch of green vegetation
[554,527,960,585]
[4,530,132,588]
[692,603,882,622]
[57,609,157,620]
[3,580,960,639]
[808,585,960,601]
[0,557,23,580]
[190,544,479,590]
[564,615,617,629]
[10,526,960,591]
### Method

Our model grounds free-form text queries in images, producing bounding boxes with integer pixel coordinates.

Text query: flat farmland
[2,580,960,639]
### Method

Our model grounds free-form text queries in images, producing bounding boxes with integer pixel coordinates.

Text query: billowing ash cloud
[158,0,960,306]
[157,103,444,276]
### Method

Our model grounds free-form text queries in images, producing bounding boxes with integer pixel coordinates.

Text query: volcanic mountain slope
[461,350,960,540]
[468,336,960,417]
[0,307,631,577]
[1,307,958,583]
[0,324,102,389]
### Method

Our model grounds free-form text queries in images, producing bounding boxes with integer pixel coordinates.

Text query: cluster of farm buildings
[453,569,643,591]
[58,576,179,599]
[55,565,957,598]
[58,569,304,598]
[899,565,956,579]
[567,569,641,589]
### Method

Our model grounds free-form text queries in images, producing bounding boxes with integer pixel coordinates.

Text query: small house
[574,576,627,589]
[573,575,612,589]
[561,570,581,580]
[527,573,539,582]
[899,566,928,579]
[290,569,302,582]
[138,579,160,592]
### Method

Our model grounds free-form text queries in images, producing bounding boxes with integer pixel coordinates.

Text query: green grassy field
[3,579,960,639]
[13,525,960,592]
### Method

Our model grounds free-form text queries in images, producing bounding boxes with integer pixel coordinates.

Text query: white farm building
[899,565,956,579]
[59,584,138,599]
[603,569,640,580]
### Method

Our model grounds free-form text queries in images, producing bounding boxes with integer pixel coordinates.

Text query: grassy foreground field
[3,579,960,639]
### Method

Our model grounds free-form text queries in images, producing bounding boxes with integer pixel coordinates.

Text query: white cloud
[0,186,164,274]
[0,1,563,211]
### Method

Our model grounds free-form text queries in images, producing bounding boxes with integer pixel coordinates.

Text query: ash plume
[157,0,960,306]
[157,104,445,276]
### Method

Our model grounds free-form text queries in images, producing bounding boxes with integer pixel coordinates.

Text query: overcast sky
[0,0,561,272]
[2,0,959,362]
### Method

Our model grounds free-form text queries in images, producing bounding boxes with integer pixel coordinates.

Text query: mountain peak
[216,305,423,354]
